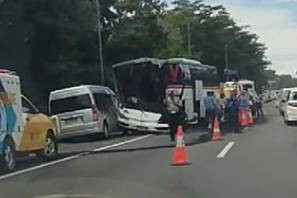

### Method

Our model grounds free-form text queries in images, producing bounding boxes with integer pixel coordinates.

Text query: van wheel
[0,139,16,172]
[103,123,109,139]
[41,132,58,161]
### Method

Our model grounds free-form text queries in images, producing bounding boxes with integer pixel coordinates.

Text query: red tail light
[92,105,100,121]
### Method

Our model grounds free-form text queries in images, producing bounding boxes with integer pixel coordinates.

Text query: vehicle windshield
[50,94,91,115]
[243,84,253,90]
[114,63,165,113]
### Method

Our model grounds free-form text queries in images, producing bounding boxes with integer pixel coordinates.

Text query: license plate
[64,117,82,126]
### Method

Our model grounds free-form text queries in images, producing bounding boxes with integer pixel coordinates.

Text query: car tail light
[288,103,297,107]
[92,105,100,121]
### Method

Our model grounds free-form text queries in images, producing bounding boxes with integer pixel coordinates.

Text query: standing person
[256,95,264,118]
[226,93,241,133]
[204,91,218,130]
[164,91,184,141]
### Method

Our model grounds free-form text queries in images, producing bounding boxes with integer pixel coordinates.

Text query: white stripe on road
[93,134,152,152]
[0,135,152,181]
[0,155,79,181]
[217,141,235,158]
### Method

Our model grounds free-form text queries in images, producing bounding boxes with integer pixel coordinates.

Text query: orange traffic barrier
[212,116,223,141]
[171,125,190,166]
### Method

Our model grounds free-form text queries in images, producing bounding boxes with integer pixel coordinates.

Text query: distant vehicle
[0,71,57,172]
[283,88,297,125]
[112,57,220,133]
[49,85,119,139]
[278,88,296,116]
[224,79,257,98]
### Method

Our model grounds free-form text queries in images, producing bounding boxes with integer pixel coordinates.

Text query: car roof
[50,85,115,100]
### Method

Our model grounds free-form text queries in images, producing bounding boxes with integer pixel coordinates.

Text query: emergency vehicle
[0,70,57,172]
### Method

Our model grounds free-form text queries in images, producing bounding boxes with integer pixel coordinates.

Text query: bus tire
[0,138,16,172]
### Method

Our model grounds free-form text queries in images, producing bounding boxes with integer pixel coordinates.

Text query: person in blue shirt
[226,93,241,133]
[204,91,218,130]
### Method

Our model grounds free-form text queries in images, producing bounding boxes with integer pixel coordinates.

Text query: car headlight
[119,112,128,120]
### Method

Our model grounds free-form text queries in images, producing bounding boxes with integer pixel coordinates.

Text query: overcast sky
[164,0,297,75]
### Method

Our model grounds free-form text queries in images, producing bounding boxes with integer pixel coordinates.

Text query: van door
[93,93,118,131]
[50,94,94,134]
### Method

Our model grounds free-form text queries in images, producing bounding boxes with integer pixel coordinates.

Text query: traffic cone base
[212,117,223,141]
[171,147,190,166]
[171,125,190,166]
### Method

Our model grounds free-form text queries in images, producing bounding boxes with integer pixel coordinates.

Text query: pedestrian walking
[203,91,218,131]
[164,91,185,141]
[226,93,241,133]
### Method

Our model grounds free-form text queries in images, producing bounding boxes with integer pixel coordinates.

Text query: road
[1,104,297,198]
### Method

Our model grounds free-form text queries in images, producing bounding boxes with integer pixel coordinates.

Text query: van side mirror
[281,99,286,103]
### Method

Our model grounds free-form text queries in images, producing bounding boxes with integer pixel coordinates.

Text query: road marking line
[93,134,152,152]
[0,135,152,181]
[217,141,235,158]
[0,155,79,181]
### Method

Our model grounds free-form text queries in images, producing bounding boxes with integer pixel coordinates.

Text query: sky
[165,0,297,75]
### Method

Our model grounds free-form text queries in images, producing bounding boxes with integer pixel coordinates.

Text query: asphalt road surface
[1,104,297,198]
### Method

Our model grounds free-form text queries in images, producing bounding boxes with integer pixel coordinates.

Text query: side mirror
[281,99,286,103]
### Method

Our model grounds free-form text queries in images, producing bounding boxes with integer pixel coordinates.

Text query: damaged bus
[112,57,220,133]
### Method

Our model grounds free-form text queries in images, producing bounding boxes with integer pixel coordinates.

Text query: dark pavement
[1,104,297,198]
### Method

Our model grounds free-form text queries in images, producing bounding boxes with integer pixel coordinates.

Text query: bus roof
[112,57,217,72]
[165,58,216,70]
[112,57,163,68]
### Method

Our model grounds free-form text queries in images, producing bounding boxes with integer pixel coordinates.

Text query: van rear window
[50,94,91,115]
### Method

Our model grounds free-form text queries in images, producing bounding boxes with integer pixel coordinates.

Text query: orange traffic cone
[212,116,223,141]
[240,109,249,127]
[171,126,190,166]
[247,109,254,125]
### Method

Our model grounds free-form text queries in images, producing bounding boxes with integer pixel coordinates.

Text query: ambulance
[0,70,57,172]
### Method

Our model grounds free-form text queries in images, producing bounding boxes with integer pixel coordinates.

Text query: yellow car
[19,96,58,158]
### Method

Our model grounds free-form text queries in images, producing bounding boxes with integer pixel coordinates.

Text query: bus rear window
[50,94,91,115]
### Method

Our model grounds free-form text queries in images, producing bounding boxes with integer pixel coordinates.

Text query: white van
[278,88,296,116]
[0,70,57,172]
[49,85,119,139]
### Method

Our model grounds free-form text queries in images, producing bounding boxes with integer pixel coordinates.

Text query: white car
[283,89,297,125]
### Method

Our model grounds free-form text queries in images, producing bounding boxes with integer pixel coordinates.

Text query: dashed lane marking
[217,141,235,158]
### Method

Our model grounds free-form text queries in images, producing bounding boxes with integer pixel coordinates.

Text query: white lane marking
[93,134,152,152]
[0,155,79,181]
[217,141,235,158]
[0,135,152,181]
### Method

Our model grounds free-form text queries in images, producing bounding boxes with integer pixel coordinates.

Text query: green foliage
[0,0,272,105]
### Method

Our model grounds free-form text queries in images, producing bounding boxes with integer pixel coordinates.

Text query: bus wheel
[0,138,16,172]
[41,132,58,161]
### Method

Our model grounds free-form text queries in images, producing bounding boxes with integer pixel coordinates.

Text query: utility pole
[224,34,243,70]
[95,0,104,85]
[187,22,192,57]
[224,44,229,70]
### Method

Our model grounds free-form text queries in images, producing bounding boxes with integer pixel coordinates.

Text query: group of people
[204,90,264,134]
